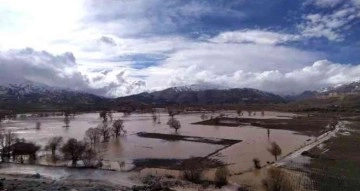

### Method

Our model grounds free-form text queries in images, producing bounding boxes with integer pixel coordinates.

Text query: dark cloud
[0,48,87,89]
[99,36,117,46]
[0,48,146,97]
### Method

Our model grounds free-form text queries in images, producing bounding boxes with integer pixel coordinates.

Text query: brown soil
[136,132,241,145]
[133,133,240,171]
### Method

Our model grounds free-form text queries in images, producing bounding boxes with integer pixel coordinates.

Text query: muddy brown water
[1,111,314,175]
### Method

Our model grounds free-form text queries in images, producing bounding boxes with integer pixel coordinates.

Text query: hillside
[288,81,360,112]
[0,82,109,111]
[115,87,286,105]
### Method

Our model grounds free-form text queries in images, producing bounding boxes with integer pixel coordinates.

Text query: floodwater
[0,111,314,178]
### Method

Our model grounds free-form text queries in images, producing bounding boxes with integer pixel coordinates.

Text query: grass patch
[303,121,360,191]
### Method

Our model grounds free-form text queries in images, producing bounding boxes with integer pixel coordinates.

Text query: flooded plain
[0,111,315,174]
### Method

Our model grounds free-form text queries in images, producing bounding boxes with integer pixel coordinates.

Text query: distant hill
[288,81,360,112]
[115,87,286,105]
[285,91,319,101]
[0,83,286,112]
[287,81,360,101]
[3,81,360,113]
[320,81,360,95]
[0,82,109,111]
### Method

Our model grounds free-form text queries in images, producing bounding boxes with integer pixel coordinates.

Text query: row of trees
[33,119,126,167]
[0,131,95,167]
[237,109,265,116]
[57,118,128,167]
[85,119,126,145]
[0,130,40,163]
[0,115,127,167]
[60,138,97,167]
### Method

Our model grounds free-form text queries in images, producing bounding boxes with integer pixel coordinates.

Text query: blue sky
[0,0,360,97]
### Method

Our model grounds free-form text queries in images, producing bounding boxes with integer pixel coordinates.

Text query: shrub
[214,166,230,188]
[262,167,293,191]
[267,142,282,161]
[253,158,261,169]
[182,158,203,183]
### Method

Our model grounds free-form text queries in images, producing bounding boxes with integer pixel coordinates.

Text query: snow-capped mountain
[321,81,360,94]
[6,80,360,110]
[170,83,227,92]
[289,81,360,101]
[0,81,108,111]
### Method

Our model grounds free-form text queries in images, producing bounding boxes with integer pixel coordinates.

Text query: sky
[0,0,360,97]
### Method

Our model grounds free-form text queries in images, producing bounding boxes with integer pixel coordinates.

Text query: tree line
[0,115,127,168]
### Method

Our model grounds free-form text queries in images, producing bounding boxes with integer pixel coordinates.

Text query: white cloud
[300,0,360,41]
[305,0,344,8]
[3,36,359,97]
[0,0,359,98]
[160,42,321,74]
[142,60,360,95]
[0,0,86,51]
[210,30,300,45]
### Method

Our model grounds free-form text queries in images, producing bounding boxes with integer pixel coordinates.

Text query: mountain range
[0,82,108,111]
[1,81,360,112]
[116,87,286,105]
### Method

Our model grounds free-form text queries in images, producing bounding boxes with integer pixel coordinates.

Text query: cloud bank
[0,0,359,97]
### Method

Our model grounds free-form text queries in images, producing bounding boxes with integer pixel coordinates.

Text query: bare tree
[151,112,158,123]
[168,108,179,118]
[0,113,5,123]
[82,148,97,167]
[268,142,282,161]
[182,158,203,183]
[96,122,110,142]
[237,108,242,116]
[167,118,181,133]
[112,119,126,138]
[61,138,86,167]
[11,141,40,163]
[4,130,17,148]
[0,130,17,161]
[35,121,41,130]
[64,116,70,127]
[262,167,294,191]
[329,117,338,130]
[99,111,108,122]
[85,128,100,146]
[107,112,113,122]
[0,133,5,162]
[200,114,208,120]
[45,136,63,160]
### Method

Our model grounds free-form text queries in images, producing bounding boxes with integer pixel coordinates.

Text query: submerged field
[0,110,337,189]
